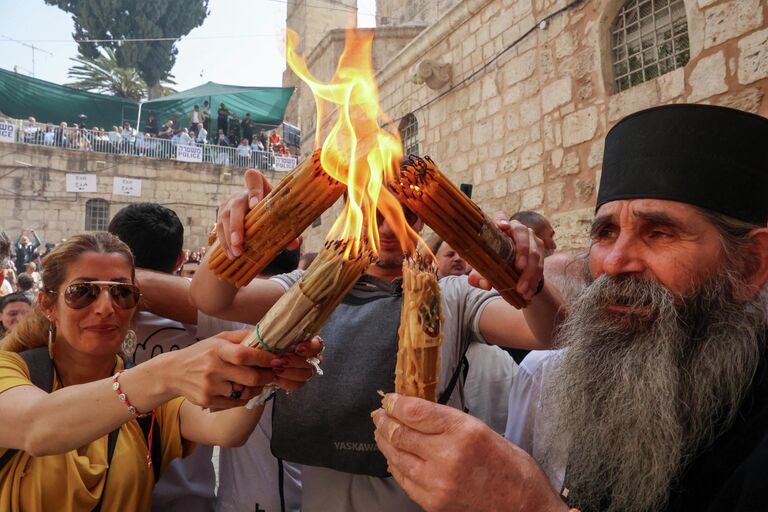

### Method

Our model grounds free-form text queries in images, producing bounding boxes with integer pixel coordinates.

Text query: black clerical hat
[597,104,768,225]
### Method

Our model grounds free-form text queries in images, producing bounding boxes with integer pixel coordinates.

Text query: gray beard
[545,273,767,512]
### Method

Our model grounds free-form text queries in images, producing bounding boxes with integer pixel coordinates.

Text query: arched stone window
[85,198,110,231]
[399,114,419,157]
[611,0,689,92]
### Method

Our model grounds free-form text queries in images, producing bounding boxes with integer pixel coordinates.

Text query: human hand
[168,330,324,409]
[270,335,325,392]
[468,212,544,301]
[215,169,301,259]
[372,394,567,512]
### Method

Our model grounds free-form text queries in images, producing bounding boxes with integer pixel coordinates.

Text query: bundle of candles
[243,238,377,406]
[208,149,346,287]
[390,155,527,309]
[395,256,444,401]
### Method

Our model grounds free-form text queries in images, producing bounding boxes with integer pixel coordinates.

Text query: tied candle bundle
[390,155,527,309]
[208,149,346,287]
[242,238,377,406]
[395,256,444,402]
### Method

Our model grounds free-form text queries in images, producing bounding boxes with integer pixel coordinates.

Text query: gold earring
[47,320,55,359]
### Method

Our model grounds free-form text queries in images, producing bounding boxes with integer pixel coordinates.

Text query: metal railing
[0,118,298,172]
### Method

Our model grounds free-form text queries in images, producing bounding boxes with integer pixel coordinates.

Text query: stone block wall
[295,0,768,252]
[0,142,284,251]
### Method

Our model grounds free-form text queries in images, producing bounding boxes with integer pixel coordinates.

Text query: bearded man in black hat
[372,104,768,512]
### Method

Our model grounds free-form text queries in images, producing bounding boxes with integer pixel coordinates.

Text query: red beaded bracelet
[112,370,151,418]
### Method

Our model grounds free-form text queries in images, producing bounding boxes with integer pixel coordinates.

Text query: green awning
[0,68,295,132]
[140,82,295,130]
[0,67,136,129]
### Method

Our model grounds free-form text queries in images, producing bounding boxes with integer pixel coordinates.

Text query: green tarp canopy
[0,67,136,129]
[0,68,295,132]
[139,82,295,132]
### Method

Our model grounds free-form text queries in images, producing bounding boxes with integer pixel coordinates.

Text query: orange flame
[286,28,418,259]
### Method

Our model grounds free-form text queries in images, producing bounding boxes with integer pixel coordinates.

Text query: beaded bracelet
[112,370,151,418]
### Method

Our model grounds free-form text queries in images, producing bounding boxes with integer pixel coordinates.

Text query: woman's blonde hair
[1,232,134,353]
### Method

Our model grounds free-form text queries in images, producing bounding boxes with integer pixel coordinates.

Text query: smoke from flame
[286,28,419,259]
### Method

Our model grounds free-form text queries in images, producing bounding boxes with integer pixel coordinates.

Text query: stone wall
[293,0,768,252]
[0,142,284,250]
[376,0,461,26]
[283,25,426,144]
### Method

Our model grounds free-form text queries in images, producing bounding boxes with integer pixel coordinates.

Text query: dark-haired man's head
[108,203,184,274]
[16,273,33,292]
[510,211,556,256]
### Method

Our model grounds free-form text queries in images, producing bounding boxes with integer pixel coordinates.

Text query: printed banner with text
[274,156,298,172]
[176,144,203,163]
[0,122,16,144]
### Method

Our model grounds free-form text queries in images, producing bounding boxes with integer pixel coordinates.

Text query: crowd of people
[17,102,295,170]
[0,103,766,512]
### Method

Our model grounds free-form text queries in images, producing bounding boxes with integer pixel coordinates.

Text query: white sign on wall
[65,174,97,193]
[176,144,203,163]
[113,177,142,197]
[0,122,16,143]
[274,156,298,172]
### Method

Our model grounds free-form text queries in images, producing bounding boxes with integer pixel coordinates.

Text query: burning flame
[286,28,418,259]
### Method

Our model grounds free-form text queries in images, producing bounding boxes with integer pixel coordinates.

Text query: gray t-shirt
[269,270,499,512]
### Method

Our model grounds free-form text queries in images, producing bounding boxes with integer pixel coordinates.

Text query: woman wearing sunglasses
[0,232,321,511]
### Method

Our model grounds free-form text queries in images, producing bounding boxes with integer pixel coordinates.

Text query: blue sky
[0,0,376,91]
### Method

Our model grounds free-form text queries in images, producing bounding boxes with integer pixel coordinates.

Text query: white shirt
[121,128,135,143]
[197,128,208,143]
[196,314,303,512]
[504,350,567,491]
[192,111,200,123]
[0,280,13,296]
[463,342,518,434]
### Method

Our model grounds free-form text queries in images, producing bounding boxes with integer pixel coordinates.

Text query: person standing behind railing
[121,122,136,154]
[202,101,211,138]
[178,128,194,146]
[196,123,207,145]
[228,113,241,147]
[241,113,254,144]
[250,137,265,169]
[258,128,268,151]
[188,105,202,131]
[23,117,41,145]
[217,103,229,137]
[158,121,174,159]
[43,125,55,146]
[214,129,231,165]
[53,122,68,148]
[236,138,251,168]
[145,114,159,136]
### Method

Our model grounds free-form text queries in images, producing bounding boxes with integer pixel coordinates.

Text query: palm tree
[66,48,176,100]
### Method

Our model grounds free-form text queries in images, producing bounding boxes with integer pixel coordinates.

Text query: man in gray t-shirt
[191,170,562,511]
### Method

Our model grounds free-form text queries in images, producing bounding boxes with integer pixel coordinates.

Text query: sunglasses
[55,281,141,310]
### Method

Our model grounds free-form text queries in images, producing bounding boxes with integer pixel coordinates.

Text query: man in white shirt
[196,122,208,144]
